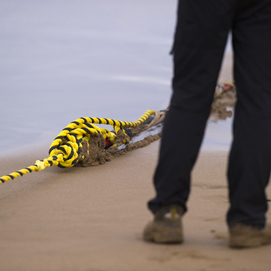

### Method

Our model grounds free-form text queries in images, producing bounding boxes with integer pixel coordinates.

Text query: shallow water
[0,0,232,157]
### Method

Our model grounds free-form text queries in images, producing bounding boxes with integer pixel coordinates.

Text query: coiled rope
[0,109,159,184]
[0,81,236,185]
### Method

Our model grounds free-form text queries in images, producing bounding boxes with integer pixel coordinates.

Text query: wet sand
[1,142,271,271]
[1,51,271,270]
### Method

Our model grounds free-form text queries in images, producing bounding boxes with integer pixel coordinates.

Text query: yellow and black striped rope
[0,109,156,184]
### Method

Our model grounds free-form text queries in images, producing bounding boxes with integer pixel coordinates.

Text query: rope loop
[0,109,157,184]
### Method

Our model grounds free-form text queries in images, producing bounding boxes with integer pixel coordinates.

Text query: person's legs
[227,0,271,229]
[144,0,235,244]
[148,0,234,214]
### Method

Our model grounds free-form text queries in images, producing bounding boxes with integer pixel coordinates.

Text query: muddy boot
[229,224,271,248]
[143,205,184,244]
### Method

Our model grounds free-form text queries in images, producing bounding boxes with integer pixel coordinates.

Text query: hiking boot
[143,205,184,244]
[229,224,271,248]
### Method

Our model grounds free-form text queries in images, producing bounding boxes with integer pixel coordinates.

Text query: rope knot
[35,160,46,172]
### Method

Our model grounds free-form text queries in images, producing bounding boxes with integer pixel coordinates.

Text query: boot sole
[144,225,183,244]
[230,235,271,248]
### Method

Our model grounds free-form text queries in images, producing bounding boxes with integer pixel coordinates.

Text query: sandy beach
[1,140,271,271]
[1,4,271,268]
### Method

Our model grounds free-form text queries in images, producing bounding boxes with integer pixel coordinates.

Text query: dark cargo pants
[148,0,271,228]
